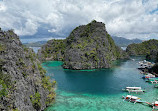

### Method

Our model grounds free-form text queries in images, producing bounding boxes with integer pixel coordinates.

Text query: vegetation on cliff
[38,20,128,70]
[38,39,65,61]
[0,29,55,111]
[126,39,158,56]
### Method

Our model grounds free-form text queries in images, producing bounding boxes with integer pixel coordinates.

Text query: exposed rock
[38,20,128,70]
[0,29,55,111]
[146,50,158,62]
[126,39,158,56]
[149,63,158,74]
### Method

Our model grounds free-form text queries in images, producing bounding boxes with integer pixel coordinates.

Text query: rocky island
[126,39,158,56]
[38,20,128,70]
[0,29,55,110]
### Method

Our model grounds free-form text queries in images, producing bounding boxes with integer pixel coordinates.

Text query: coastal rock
[0,29,55,111]
[146,50,158,62]
[126,39,158,56]
[149,63,158,74]
[38,20,128,70]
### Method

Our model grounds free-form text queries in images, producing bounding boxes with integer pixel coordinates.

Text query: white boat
[123,87,141,90]
[138,60,155,69]
[122,87,145,93]
[122,95,142,104]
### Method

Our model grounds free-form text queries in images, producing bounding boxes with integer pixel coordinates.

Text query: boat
[142,74,155,79]
[154,84,158,88]
[152,101,158,110]
[122,87,145,93]
[140,71,146,74]
[122,95,142,104]
[146,78,158,83]
[138,60,155,69]
[132,59,135,61]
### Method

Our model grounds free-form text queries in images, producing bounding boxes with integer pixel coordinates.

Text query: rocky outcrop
[126,39,158,56]
[38,39,65,61]
[38,20,128,70]
[146,50,158,62]
[149,63,158,74]
[0,29,55,111]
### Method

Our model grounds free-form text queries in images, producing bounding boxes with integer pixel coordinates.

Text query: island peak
[38,21,128,70]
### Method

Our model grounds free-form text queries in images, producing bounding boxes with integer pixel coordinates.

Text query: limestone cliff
[0,29,55,111]
[146,50,158,62]
[38,20,128,70]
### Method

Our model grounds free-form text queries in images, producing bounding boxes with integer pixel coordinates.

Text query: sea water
[42,56,157,111]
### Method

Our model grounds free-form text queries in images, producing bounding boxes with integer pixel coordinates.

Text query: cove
[43,56,158,111]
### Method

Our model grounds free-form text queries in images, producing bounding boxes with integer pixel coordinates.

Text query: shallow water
[42,56,158,111]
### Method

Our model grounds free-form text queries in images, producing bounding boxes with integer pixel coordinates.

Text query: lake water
[42,56,158,111]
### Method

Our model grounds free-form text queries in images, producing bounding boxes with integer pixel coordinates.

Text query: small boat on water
[142,74,155,79]
[122,95,142,104]
[138,60,155,69]
[152,101,158,110]
[131,59,135,61]
[122,87,145,93]
[140,71,146,74]
[146,78,158,84]
[154,84,158,88]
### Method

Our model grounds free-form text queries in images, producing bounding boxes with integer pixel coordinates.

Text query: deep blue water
[43,56,152,95]
[43,56,157,111]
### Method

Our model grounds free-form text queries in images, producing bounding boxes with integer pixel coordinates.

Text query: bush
[30,92,41,110]
[0,44,5,52]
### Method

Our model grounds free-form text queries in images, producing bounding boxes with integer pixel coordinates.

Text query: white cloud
[0,0,157,40]
[0,2,6,12]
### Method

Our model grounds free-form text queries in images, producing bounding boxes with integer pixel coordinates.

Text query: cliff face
[38,20,128,70]
[146,50,158,62]
[0,29,55,111]
[147,50,158,74]
[63,20,128,69]
[126,39,158,56]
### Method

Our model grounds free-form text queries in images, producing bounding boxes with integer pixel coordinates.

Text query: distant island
[112,36,142,47]
[0,29,55,110]
[23,41,47,47]
[38,20,129,70]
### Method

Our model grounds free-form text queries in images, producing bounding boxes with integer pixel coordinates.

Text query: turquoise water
[42,57,158,111]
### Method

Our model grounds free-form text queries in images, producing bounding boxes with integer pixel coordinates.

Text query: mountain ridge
[112,36,142,47]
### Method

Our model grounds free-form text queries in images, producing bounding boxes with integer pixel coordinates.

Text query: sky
[0,0,158,42]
